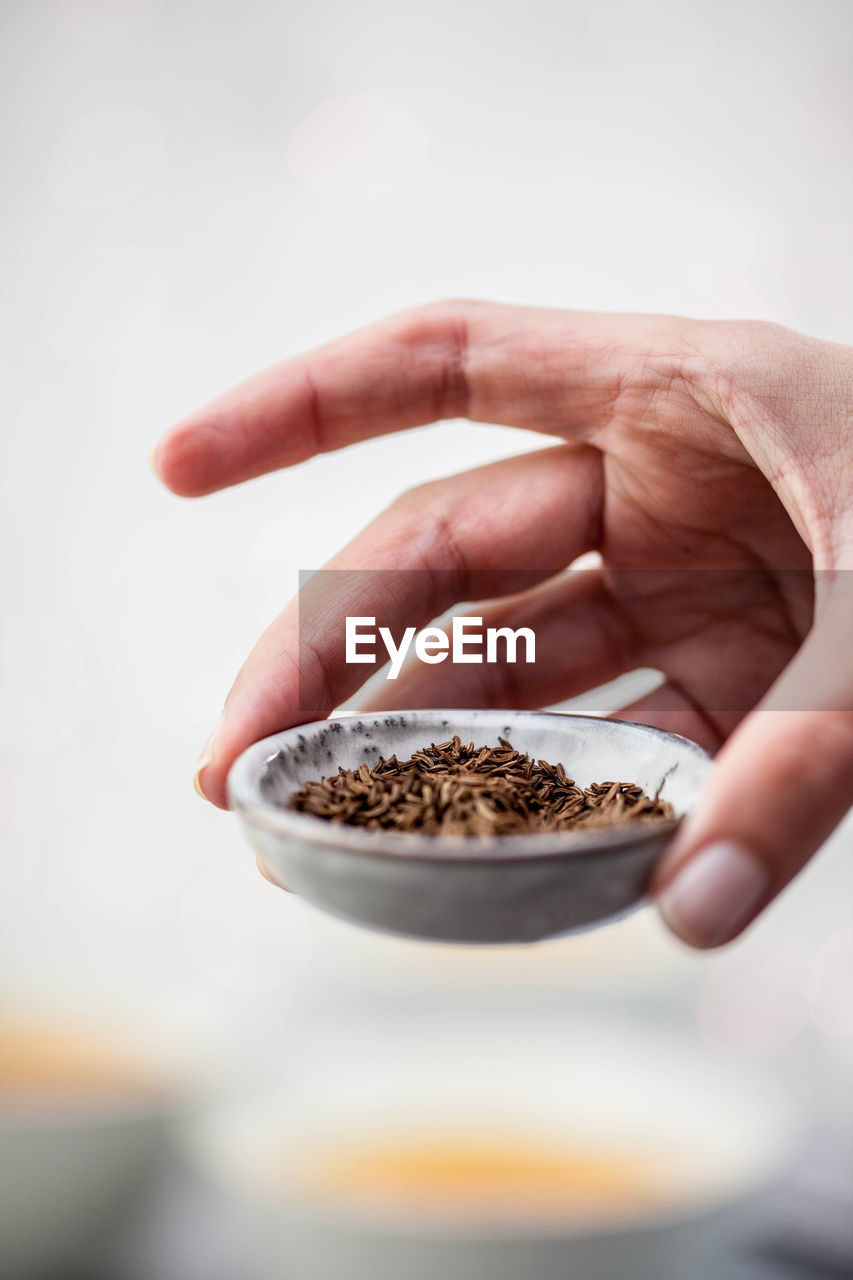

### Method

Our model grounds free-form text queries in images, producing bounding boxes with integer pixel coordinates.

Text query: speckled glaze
[227,710,712,944]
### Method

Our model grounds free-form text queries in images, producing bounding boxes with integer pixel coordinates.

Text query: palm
[352,395,813,748]
[594,436,813,744]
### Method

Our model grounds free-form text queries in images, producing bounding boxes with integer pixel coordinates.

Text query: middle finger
[199,443,602,805]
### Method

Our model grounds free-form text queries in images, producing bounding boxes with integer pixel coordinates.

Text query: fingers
[612,685,741,753]
[653,586,853,949]
[195,444,603,807]
[366,567,796,729]
[361,570,635,712]
[152,300,696,497]
[153,303,473,496]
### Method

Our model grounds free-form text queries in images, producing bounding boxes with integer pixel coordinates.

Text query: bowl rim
[227,710,711,865]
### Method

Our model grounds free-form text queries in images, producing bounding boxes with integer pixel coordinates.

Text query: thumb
[652,587,853,949]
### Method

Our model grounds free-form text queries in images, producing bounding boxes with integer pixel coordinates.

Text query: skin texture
[153,301,853,949]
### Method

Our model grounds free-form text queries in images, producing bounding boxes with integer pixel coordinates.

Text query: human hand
[152,301,853,948]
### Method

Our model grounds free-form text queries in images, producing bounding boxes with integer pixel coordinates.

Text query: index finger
[194,442,603,807]
[151,300,688,497]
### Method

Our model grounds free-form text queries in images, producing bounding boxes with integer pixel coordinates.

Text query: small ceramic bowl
[227,710,712,944]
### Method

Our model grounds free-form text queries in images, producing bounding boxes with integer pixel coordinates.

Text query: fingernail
[656,840,769,949]
[148,444,161,478]
[256,855,277,885]
[193,712,224,800]
[256,855,292,893]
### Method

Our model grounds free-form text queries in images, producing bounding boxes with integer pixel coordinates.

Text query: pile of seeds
[287,737,673,836]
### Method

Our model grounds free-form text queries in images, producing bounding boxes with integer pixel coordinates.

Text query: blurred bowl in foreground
[181,1013,804,1280]
[0,1015,180,1279]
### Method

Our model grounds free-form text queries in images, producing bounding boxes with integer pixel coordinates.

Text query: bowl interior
[229,710,711,852]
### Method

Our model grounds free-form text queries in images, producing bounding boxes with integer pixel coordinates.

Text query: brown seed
[287,740,673,837]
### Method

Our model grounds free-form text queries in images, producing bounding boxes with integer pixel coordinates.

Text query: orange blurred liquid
[0,1025,159,1101]
[296,1132,665,1220]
